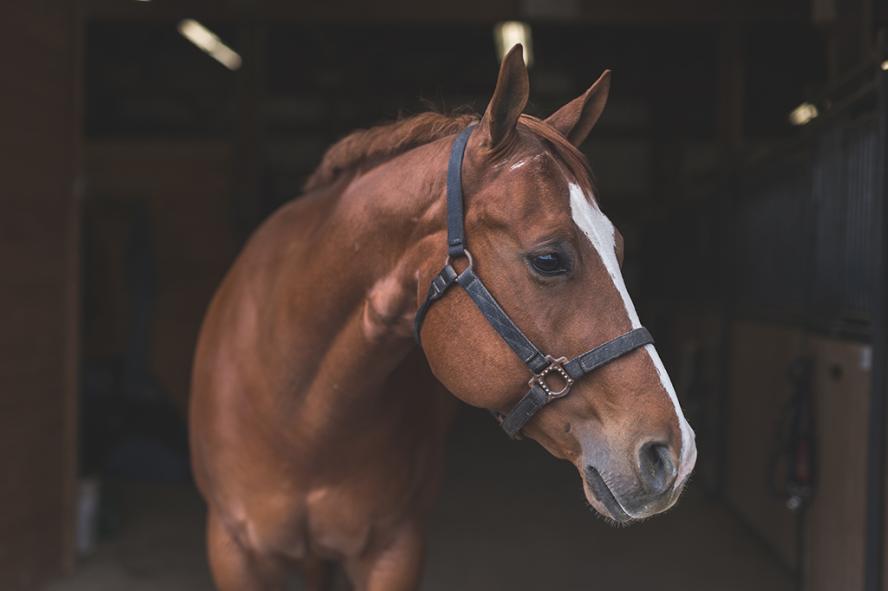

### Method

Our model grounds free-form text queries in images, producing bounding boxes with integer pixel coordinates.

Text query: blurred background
[2,0,888,589]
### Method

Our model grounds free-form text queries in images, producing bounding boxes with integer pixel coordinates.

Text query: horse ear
[544,70,611,146]
[478,44,529,150]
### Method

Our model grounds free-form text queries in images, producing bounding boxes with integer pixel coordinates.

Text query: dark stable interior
[4,3,888,590]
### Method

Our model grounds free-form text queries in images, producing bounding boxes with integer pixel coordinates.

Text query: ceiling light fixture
[788,102,818,126]
[494,21,533,67]
[177,19,242,71]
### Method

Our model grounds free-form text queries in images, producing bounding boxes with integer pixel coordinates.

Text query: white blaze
[568,183,696,487]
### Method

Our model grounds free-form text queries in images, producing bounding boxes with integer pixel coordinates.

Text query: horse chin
[581,470,689,526]
[581,470,636,526]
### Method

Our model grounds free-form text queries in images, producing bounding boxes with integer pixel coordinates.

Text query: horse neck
[271,137,452,437]
[331,135,452,332]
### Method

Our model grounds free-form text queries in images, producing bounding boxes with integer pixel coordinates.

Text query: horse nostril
[637,441,677,496]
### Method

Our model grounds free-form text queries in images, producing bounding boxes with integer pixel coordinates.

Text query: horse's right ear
[478,44,529,151]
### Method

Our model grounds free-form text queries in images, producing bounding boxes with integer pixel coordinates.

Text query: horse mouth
[584,467,633,524]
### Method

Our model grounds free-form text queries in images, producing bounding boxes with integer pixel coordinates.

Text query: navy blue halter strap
[414,125,654,438]
[446,125,473,257]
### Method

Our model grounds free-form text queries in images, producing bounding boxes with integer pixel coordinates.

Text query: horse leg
[206,509,288,591]
[346,522,425,591]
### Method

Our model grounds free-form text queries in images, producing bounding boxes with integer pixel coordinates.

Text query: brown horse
[190,46,696,590]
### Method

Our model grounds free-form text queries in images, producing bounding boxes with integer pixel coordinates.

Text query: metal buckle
[529,356,574,400]
[445,248,474,272]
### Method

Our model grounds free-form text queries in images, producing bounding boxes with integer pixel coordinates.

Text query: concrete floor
[48,410,794,591]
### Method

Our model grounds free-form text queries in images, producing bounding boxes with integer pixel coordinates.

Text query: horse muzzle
[581,439,689,523]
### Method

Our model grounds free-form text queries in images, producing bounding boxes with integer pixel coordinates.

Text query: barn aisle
[48,409,792,591]
[423,410,793,591]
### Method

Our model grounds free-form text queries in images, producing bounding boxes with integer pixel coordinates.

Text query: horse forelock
[515,115,597,205]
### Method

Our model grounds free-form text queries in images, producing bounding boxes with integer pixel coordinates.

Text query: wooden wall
[805,335,871,591]
[723,320,874,590]
[724,321,801,566]
[82,141,237,413]
[0,2,80,588]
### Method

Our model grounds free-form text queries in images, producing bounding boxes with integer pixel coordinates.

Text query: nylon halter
[414,125,654,438]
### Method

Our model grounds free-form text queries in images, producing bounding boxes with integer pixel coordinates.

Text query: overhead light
[788,102,818,126]
[494,21,533,67]
[881,60,888,72]
[177,19,242,71]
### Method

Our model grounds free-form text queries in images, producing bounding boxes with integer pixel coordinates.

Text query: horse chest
[303,471,422,558]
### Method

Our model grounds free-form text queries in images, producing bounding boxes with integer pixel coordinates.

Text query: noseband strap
[415,125,654,438]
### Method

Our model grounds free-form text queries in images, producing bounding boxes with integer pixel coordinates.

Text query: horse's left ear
[478,44,529,150]
[545,70,611,146]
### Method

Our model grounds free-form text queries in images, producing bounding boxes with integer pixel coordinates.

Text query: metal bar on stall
[863,31,888,591]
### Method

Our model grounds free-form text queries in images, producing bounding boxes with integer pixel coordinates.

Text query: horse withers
[190,45,696,590]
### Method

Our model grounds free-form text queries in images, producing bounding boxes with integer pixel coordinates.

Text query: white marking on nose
[568,182,696,488]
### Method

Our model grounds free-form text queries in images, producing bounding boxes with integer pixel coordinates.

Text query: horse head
[418,46,696,524]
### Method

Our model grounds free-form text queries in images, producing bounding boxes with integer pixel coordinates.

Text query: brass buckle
[529,356,574,400]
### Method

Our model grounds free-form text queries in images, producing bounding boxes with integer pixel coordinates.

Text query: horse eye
[529,252,568,276]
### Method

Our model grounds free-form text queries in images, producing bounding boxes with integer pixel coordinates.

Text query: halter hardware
[414,124,655,438]
[444,249,474,272]
[530,356,574,400]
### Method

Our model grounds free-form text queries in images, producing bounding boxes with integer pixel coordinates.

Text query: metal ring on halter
[445,248,474,272]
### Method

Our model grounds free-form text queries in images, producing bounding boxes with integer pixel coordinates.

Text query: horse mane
[304,111,595,197]
[304,112,480,192]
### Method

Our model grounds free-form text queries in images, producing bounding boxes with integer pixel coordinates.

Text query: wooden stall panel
[83,141,237,413]
[727,322,874,588]
[725,320,803,568]
[806,336,871,591]
[0,2,80,588]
